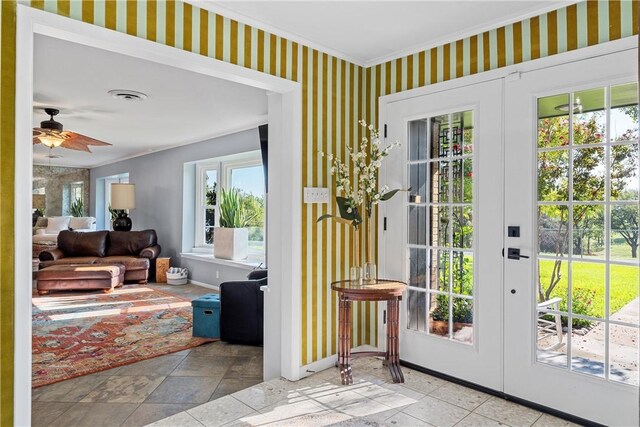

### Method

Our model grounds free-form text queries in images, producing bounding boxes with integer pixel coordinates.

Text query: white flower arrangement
[318,120,402,228]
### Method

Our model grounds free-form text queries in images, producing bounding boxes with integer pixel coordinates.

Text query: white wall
[90,128,261,284]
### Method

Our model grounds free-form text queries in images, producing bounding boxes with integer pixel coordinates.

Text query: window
[194,152,265,259]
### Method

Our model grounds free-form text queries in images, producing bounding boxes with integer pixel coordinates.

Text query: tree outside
[537,96,638,327]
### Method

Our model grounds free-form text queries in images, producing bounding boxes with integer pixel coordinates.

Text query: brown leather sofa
[39,230,161,283]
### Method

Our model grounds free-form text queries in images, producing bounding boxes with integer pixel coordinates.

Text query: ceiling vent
[108,89,148,102]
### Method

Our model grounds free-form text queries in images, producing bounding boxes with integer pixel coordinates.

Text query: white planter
[213,227,249,260]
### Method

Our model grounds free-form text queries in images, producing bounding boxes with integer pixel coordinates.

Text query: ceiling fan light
[40,133,65,148]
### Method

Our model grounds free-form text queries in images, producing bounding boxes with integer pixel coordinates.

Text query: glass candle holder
[364,262,377,284]
[349,266,362,284]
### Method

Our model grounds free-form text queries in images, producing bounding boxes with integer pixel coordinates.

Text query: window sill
[179,252,263,270]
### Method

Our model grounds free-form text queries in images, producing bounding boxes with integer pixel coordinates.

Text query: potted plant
[70,197,84,217]
[214,188,256,260]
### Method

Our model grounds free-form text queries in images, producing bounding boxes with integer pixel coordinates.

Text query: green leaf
[317,214,334,223]
[380,188,405,201]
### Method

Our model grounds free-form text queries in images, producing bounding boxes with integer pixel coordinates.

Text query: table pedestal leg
[386,299,404,383]
[338,295,353,385]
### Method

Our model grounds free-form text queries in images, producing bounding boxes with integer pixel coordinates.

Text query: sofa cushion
[57,230,108,257]
[69,217,96,231]
[106,230,158,257]
[45,216,71,234]
[40,257,100,268]
[95,256,150,271]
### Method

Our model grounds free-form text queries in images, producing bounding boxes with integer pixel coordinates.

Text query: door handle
[507,248,530,260]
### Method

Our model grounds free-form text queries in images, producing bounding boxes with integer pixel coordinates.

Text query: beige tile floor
[32,283,581,427]
[32,283,264,427]
[150,358,583,427]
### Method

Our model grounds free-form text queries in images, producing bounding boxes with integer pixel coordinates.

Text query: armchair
[219,269,266,346]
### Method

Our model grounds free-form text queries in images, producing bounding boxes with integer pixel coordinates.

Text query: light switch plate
[304,187,330,203]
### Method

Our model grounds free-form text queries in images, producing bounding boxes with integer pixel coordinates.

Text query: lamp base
[113,212,132,231]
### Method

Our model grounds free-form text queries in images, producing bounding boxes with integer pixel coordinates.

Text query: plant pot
[213,227,249,260]
[429,320,473,336]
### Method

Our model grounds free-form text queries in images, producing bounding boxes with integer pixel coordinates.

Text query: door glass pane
[538,93,570,149]
[573,87,605,145]
[408,205,427,246]
[538,205,570,257]
[407,111,475,345]
[538,150,569,201]
[611,143,639,199]
[536,83,640,382]
[409,248,427,289]
[609,324,640,386]
[429,293,450,337]
[409,119,429,161]
[572,205,605,260]
[430,161,449,203]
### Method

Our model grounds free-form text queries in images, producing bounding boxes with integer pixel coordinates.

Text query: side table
[156,257,170,283]
[331,279,407,385]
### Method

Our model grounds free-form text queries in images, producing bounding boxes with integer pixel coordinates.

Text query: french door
[382,48,639,425]
[382,79,504,391]
[504,49,639,425]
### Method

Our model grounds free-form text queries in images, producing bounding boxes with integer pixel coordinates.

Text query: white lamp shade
[111,183,136,210]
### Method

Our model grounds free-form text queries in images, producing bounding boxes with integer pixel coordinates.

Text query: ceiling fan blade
[62,132,112,147]
[61,139,93,152]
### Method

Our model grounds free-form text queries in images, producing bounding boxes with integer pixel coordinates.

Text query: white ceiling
[208,1,570,66]
[33,34,268,168]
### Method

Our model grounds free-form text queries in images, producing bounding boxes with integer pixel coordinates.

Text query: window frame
[193,151,265,259]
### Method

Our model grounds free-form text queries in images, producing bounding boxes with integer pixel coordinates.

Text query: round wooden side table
[331,279,407,385]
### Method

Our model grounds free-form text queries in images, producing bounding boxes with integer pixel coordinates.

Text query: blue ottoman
[192,294,221,338]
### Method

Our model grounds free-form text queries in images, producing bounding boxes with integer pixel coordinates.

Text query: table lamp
[111,183,135,231]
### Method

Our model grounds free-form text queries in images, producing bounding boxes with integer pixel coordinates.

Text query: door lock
[507,248,530,260]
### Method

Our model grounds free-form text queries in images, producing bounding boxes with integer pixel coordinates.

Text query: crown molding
[363,1,579,68]
[197,1,576,70]
[197,1,367,66]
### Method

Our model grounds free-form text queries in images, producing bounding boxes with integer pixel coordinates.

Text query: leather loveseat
[39,229,161,283]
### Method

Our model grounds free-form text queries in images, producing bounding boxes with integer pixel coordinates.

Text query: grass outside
[539,258,639,319]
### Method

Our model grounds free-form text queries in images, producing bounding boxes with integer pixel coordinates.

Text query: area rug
[32,286,215,387]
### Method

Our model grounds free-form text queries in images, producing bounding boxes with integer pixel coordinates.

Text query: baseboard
[299,344,380,380]
[187,279,220,291]
[400,360,603,427]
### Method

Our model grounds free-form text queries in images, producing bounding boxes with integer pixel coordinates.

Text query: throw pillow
[35,217,48,228]
[69,217,95,231]
[45,216,71,234]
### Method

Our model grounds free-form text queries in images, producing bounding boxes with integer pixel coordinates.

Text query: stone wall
[33,165,90,217]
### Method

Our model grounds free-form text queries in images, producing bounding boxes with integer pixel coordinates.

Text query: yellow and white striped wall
[0,1,636,423]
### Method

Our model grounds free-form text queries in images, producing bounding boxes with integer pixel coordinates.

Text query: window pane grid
[536,83,639,385]
[407,111,474,345]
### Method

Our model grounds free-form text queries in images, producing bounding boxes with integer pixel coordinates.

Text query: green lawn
[539,259,639,319]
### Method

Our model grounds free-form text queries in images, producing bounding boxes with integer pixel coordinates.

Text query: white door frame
[377,37,637,354]
[15,5,302,425]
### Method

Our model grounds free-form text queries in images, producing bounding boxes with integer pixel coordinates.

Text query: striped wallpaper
[363,0,638,121]
[0,1,636,423]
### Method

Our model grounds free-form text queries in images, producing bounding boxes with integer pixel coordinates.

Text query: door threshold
[400,360,604,427]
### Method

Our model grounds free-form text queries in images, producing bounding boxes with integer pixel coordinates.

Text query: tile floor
[32,283,264,427]
[32,283,580,427]
[150,358,582,427]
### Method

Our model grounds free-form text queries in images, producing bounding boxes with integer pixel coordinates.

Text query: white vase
[213,227,249,260]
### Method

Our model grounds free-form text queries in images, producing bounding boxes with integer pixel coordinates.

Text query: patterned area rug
[32,286,214,388]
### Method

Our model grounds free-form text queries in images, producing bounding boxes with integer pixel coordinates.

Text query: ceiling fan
[33,108,112,153]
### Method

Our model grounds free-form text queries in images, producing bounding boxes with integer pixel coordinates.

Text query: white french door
[382,79,504,391]
[504,49,639,425]
[382,47,639,425]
